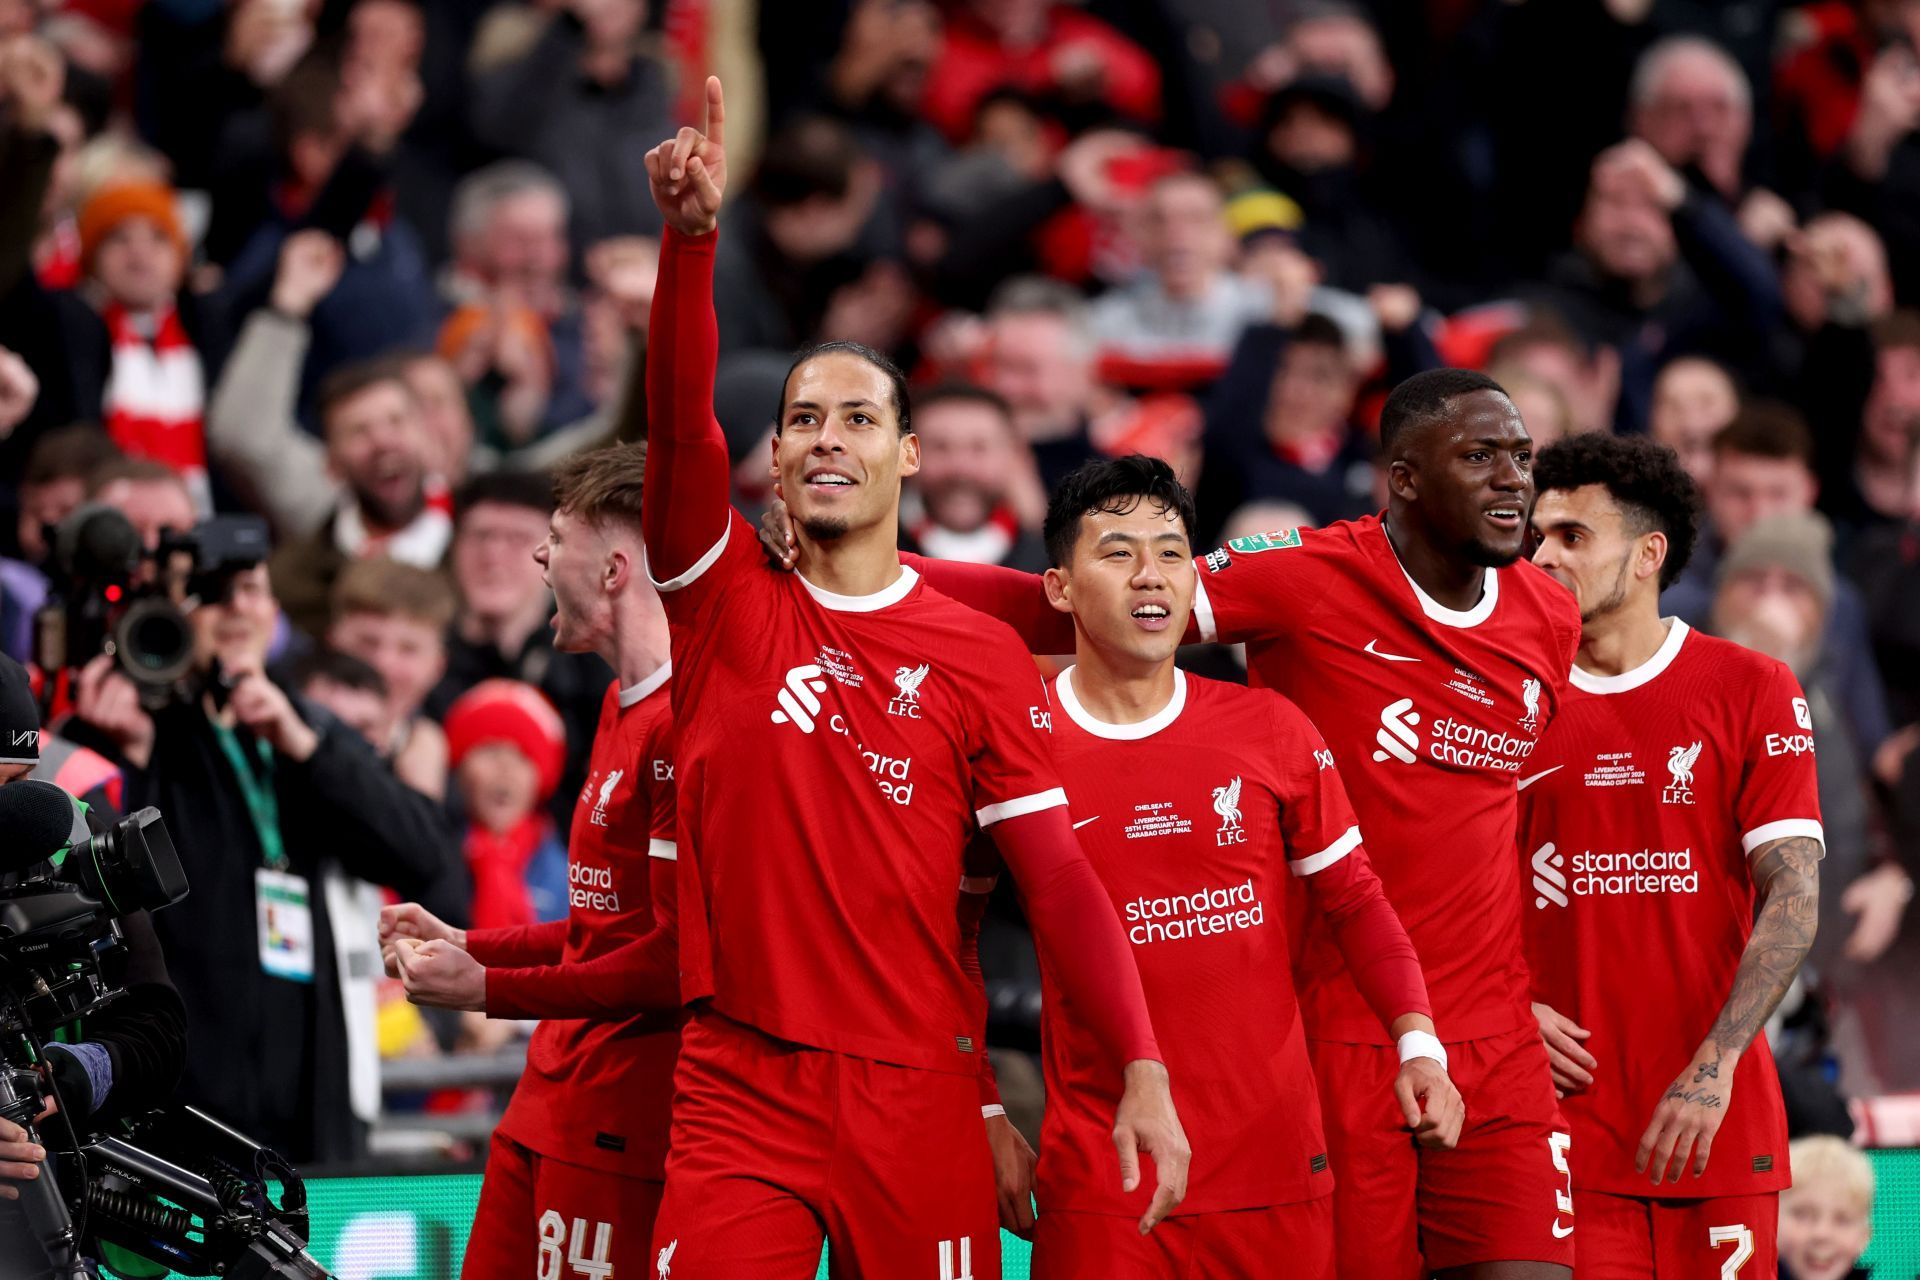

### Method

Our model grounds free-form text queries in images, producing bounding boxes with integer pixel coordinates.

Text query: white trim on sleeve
[647,839,678,861]
[1741,819,1825,856]
[1192,576,1219,644]
[648,525,732,592]
[976,787,1069,828]
[1291,825,1362,877]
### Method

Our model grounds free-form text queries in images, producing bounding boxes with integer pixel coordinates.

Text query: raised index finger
[705,76,726,149]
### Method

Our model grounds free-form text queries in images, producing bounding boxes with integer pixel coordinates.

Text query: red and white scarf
[101,301,211,514]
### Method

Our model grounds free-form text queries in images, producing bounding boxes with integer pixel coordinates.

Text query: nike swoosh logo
[1364,640,1421,663]
[1072,816,1100,829]
[1552,1220,1574,1239]
[1516,766,1565,792]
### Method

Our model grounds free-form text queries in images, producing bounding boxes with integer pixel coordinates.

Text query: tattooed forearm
[1705,835,1821,1059]
[1661,1086,1725,1108]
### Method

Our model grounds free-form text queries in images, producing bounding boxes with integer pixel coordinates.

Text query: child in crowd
[326,557,456,799]
[1778,1135,1876,1280]
[444,678,569,931]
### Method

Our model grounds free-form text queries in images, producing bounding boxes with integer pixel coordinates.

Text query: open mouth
[1484,505,1524,531]
[805,469,857,493]
[1131,601,1172,633]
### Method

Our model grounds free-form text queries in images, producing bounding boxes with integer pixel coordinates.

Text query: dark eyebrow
[1538,517,1594,535]
[787,399,879,412]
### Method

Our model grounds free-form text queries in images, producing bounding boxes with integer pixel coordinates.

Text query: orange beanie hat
[78,180,187,275]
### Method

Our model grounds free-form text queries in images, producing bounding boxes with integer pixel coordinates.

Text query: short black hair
[778,341,912,437]
[1379,368,1509,456]
[1712,400,1814,469]
[1292,313,1347,353]
[1533,432,1701,588]
[289,647,388,701]
[1043,455,1198,568]
[455,470,554,524]
[913,382,1015,432]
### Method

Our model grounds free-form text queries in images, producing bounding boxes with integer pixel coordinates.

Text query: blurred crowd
[1,0,1919,1171]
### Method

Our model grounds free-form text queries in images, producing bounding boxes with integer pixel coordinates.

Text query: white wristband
[1397,1030,1448,1072]
[981,1104,1007,1120]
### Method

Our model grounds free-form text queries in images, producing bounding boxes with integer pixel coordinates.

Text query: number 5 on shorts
[1708,1224,1754,1278]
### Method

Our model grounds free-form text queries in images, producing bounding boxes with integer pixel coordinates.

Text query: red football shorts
[1310,1023,1577,1278]
[1030,1198,1333,1280]
[462,1131,663,1280]
[1573,1188,1778,1279]
[648,1009,1000,1279]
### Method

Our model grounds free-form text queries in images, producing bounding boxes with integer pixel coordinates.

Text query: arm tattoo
[1705,835,1821,1060]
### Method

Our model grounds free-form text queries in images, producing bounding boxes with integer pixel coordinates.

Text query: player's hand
[1533,1001,1596,1097]
[228,667,320,763]
[985,1111,1037,1238]
[1636,1047,1734,1184]
[644,76,727,237]
[393,936,488,1013]
[1394,1055,1464,1150]
[379,903,466,977]
[1112,1059,1190,1235]
[73,655,156,770]
[0,1115,46,1202]
[758,498,798,571]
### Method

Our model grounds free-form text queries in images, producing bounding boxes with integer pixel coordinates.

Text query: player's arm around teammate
[1634,833,1820,1184]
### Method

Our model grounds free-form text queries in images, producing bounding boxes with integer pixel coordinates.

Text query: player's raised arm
[642,76,734,585]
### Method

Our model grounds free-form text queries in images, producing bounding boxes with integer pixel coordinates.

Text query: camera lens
[114,598,196,688]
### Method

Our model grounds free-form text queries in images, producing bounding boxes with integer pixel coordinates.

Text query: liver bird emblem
[1212,776,1244,831]
[894,663,930,704]
[1666,742,1702,789]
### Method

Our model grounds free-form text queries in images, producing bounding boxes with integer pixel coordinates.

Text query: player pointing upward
[639,79,1187,1278]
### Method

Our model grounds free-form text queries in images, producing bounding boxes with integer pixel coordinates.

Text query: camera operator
[0,654,187,1200]
[60,560,468,1164]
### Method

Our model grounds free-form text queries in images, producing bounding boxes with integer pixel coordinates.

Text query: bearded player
[979,455,1463,1278]
[772,369,1584,1278]
[640,79,1187,1278]
[380,446,682,1277]
[1521,432,1821,1278]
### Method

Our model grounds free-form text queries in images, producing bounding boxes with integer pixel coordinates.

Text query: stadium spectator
[1487,315,1621,436]
[1821,24,1920,306]
[442,162,594,432]
[66,178,220,512]
[919,0,1161,144]
[1496,371,1577,451]
[1671,407,1893,764]
[2,425,116,661]
[1533,138,1782,432]
[469,0,671,256]
[87,455,195,552]
[1626,36,1754,204]
[1648,355,1740,488]
[400,350,479,486]
[1087,171,1267,390]
[62,558,464,1164]
[442,677,569,931]
[1839,312,1920,539]
[291,646,392,754]
[265,358,451,637]
[902,384,1047,571]
[325,557,456,802]
[981,275,1108,489]
[1777,1134,1877,1280]
[425,470,611,833]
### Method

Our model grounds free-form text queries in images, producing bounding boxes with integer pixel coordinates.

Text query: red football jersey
[1516,621,1819,1197]
[1193,515,1581,1042]
[1037,667,1365,1215]
[657,512,1067,1075]
[495,670,680,1178]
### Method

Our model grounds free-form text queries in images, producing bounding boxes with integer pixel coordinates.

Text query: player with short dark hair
[1523,432,1821,1279]
[639,80,1187,1279]
[1001,454,1458,1277]
[380,443,682,1279]
[798,366,1586,1278]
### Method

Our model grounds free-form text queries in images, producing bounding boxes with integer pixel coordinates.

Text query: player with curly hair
[1522,431,1824,1278]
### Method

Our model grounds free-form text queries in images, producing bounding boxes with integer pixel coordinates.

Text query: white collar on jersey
[798,564,921,612]
[1569,618,1689,695]
[1055,665,1188,740]
[618,659,673,707]
[1381,521,1499,628]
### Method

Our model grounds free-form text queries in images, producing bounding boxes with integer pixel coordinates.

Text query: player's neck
[1383,513,1486,612]
[795,523,907,599]
[603,597,672,693]
[1575,601,1671,678]
[1069,643,1180,726]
